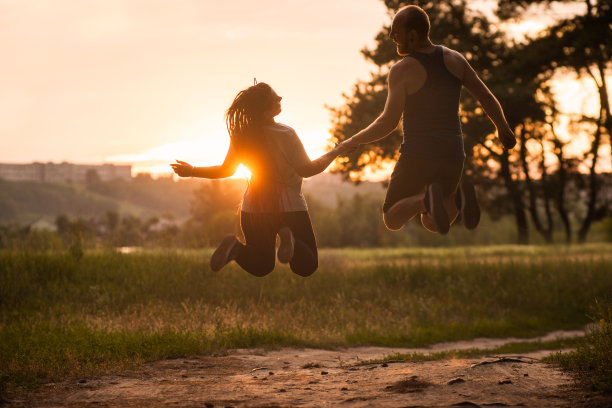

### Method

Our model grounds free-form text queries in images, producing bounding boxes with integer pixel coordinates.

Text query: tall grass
[547,299,612,393]
[1,244,611,389]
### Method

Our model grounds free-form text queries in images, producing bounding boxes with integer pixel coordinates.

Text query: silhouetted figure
[342,5,516,234]
[172,82,350,276]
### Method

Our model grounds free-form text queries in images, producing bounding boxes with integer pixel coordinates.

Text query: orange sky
[0,0,604,177]
[0,0,389,175]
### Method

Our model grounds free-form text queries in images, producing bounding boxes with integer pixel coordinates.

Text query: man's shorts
[382,154,464,213]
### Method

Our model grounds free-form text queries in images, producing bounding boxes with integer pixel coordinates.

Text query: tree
[328,0,611,244]
[328,0,542,243]
[496,0,612,242]
[85,169,101,188]
[54,214,96,251]
[330,0,513,179]
[187,179,245,246]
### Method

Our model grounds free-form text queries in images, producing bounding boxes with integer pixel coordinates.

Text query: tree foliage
[328,0,611,243]
[496,0,611,241]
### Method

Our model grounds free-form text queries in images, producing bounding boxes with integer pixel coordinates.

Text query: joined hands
[335,138,360,155]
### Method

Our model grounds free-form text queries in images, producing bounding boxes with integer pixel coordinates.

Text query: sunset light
[0,0,388,176]
[233,164,252,180]
[3,2,611,405]
[1,0,602,179]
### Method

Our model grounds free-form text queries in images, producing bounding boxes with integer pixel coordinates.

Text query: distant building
[0,162,132,183]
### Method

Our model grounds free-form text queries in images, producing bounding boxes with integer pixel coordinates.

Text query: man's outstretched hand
[499,127,516,150]
[170,160,193,177]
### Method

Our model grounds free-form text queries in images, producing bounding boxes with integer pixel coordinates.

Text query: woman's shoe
[210,234,239,272]
[277,227,295,264]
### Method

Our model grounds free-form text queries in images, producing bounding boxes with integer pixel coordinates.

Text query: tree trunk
[501,150,529,244]
[551,135,572,244]
[577,120,602,243]
[578,64,608,243]
[519,128,553,243]
[596,61,611,166]
[539,141,555,243]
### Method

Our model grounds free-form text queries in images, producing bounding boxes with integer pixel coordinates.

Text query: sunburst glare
[234,164,251,180]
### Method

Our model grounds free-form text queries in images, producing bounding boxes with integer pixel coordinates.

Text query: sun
[233,164,252,180]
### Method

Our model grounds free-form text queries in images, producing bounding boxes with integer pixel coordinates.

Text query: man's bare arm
[295,144,353,178]
[461,58,516,149]
[342,63,406,148]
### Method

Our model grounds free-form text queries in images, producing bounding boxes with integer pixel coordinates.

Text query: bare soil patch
[5,331,611,408]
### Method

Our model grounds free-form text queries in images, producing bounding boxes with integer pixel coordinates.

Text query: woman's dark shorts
[382,154,464,213]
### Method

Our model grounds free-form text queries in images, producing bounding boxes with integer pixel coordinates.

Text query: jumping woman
[171,82,350,277]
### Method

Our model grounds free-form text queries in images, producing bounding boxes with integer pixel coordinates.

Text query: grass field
[1,244,611,391]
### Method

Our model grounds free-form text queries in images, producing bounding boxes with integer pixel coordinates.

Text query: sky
[1,0,389,175]
[0,0,603,177]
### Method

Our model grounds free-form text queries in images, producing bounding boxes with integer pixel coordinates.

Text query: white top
[240,123,310,213]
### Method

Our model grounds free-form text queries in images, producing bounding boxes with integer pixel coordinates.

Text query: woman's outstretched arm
[295,143,353,178]
[171,142,240,179]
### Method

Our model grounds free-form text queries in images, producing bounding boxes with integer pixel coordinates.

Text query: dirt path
[6,330,611,408]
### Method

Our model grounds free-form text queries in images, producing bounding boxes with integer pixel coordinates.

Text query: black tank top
[400,45,465,159]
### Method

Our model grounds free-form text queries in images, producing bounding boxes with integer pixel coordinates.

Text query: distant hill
[0,173,385,225]
[0,176,194,224]
[303,173,385,207]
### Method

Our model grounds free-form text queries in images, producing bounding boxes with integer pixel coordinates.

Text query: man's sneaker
[424,183,450,234]
[456,180,480,230]
[277,227,295,264]
[210,234,239,272]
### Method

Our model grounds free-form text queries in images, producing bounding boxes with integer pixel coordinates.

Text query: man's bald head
[394,5,430,40]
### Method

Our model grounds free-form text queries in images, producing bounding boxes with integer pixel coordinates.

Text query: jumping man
[341,5,516,234]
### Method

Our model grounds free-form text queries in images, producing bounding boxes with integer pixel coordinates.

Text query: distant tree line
[0,173,200,224]
[2,178,612,252]
[328,0,611,244]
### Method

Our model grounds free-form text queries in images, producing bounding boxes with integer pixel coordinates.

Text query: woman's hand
[170,160,194,177]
